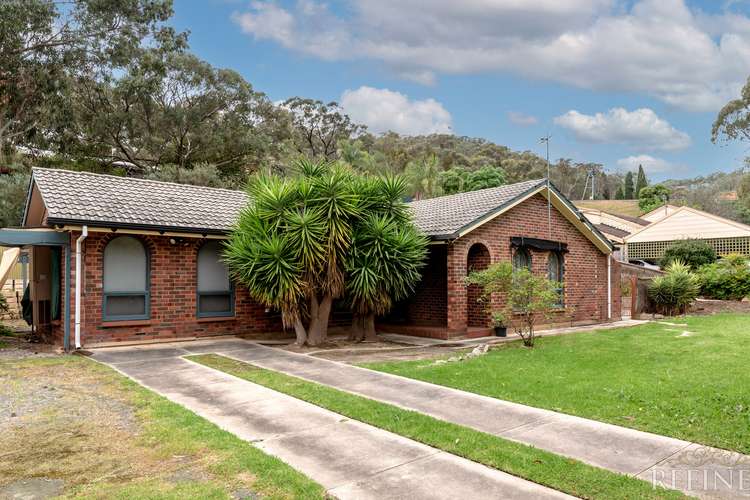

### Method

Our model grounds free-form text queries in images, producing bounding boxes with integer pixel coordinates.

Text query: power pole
[540,135,551,238]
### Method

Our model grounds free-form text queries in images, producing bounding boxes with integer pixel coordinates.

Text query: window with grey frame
[197,241,234,317]
[103,236,150,320]
[548,251,564,307]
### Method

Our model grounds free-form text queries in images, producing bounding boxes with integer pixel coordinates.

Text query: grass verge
[365,313,750,454]
[190,353,687,500]
[0,356,324,499]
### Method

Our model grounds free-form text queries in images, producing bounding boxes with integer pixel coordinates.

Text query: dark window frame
[102,236,150,321]
[513,247,532,272]
[548,251,565,307]
[196,241,235,318]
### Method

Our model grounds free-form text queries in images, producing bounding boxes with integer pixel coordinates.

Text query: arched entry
[467,243,491,328]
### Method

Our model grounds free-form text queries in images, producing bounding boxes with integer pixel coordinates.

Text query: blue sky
[171,0,750,181]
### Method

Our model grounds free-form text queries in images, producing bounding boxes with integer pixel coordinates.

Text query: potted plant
[492,311,507,337]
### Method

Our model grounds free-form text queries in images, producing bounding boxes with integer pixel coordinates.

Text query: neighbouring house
[575,208,650,255]
[640,204,681,223]
[0,169,621,349]
[624,206,750,261]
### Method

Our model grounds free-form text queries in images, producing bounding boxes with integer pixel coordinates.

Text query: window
[197,241,233,317]
[548,251,564,307]
[103,236,149,320]
[513,248,532,271]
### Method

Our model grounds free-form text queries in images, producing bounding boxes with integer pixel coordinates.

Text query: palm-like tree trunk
[307,295,333,346]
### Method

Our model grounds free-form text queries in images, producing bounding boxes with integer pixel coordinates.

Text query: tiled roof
[29,170,605,248]
[31,168,248,234]
[408,179,546,238]
[601,212,650,227]
[595,223,630,239]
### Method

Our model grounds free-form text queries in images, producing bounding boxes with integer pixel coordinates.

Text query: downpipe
[74,226,88,349]
[607,253,612,320]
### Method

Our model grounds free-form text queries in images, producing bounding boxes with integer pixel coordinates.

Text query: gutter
[74,226,88,349]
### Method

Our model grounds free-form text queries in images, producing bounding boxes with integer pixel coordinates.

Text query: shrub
[697,254,750,300]
[466,262,559,347]
[661,240,716,270]
[648,260,700,316]
[0,294,8,315]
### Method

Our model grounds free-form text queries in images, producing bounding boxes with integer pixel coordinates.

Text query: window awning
[510,236,568,253]
[0,229,69,247]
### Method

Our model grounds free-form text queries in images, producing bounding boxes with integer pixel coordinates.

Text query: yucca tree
[345,176,428,341]
[224,159,361,346]
[225,159,427,346]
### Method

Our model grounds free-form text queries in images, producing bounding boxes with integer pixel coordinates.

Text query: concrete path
[209,339,747,500]
[90,341,572,499]
[381,319,648,347]
[91,338,750,499]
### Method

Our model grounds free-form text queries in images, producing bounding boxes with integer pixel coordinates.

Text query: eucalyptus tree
[0,0,181,161]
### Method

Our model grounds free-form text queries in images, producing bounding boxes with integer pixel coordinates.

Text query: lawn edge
[188,353,690,500]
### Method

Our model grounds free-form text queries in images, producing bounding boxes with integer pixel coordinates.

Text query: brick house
[0,169,620,349]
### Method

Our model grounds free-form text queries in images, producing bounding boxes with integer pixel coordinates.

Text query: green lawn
[366,313,750,454]
[0,357,324,499]
[191,354,686,500]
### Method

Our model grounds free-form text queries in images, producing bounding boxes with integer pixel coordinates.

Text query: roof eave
[45,217,230,236]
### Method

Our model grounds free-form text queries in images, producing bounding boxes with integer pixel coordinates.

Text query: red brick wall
[53,232,282,346]
[446,194,621,335]
[391,245,448,326]
[466,243,491,327]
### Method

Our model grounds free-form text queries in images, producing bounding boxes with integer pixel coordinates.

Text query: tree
[68,52,283,177]
[624,171,635,199]
[0,0,182,162]
[224,159,427,346]
[405,155,442,199]
[712,75,750,144]
[615,185,625,200]
[346,176,428,341]
[440,165,506,195]
[635,164,648,197]
[144,163,237,189]
[738,173,750,210]
[0,167,30,227]
[467,165,506,191]
[661,240,717,270]
[465,262,559,348]
[638,184,671,212]
[284,98,365,160]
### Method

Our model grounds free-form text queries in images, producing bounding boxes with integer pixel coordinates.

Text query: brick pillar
[446,243,467,336]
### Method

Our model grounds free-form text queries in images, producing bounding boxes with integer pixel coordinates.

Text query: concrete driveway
[91,337,750,499]
[91,339,571,500]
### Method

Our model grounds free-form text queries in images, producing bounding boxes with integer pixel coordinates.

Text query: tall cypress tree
[635,164,648,196]
[624,171,635,199]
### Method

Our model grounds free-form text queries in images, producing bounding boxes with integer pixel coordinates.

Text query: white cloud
[554,108,691,151]
[616,155,685,174]
[231,0,750,111]
[340,86,453,135]
[507,111,538,126]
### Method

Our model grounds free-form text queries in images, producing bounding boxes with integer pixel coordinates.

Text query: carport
[0,229,71,351]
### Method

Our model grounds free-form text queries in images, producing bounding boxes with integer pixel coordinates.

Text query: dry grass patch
[0,356,323,499]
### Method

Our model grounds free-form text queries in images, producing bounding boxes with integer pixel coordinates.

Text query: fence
[0,246,24,281]
[627,237,750,260]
